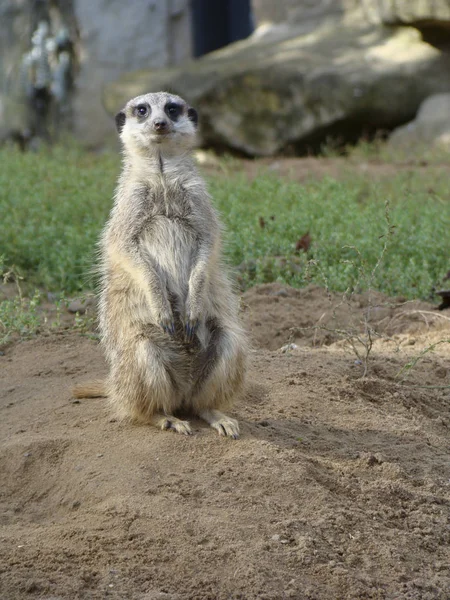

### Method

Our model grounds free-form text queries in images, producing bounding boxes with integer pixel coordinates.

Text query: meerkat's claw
[160,320,175,336]
[199,410,240,439]
[215,419,240,439]
[184,319,199,343]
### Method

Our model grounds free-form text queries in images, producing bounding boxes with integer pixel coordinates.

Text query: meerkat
[73,91,247,438]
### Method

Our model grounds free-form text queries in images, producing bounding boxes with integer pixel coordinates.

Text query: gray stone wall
[73,0,192,146]
[0,0,192,146]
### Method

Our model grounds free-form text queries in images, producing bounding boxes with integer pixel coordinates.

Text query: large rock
[103,21,450,156]
[251,0,360,26]
[251,0,450,27]
[362,0,450,26]
[389,93,450,151]
[362,0,450,47]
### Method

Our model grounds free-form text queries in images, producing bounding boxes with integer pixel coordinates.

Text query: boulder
[252,0,450,28]
[389,93,450,152]
[251,0,359,26]
[362,0,450,26]
[103,21,450,156]
[362,0,450,47]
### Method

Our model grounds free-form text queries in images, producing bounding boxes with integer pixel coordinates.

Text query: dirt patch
[1,284,450,600]
[200,155,450,183]
[242,283,437,351]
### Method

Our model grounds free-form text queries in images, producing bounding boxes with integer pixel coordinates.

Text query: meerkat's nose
[153,119,168,132]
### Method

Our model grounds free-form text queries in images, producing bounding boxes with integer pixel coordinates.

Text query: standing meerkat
[73,92,247,438]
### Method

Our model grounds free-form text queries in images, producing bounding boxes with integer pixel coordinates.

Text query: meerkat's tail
[73,380,107,398]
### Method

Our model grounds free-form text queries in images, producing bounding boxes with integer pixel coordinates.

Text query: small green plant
[395,309,450,385]
[397,338,450,385]
[73,309,97,336]
[0,262,43,345]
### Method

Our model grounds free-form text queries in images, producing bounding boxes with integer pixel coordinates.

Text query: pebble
[279,343,298,354]
[67,296,95,314]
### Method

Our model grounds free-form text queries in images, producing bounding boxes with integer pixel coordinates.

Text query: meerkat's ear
[187,107,198,127]
[115,111,126,134]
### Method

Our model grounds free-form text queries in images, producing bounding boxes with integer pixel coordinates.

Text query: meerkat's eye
[136,104,149,117]
[165,102,182,120]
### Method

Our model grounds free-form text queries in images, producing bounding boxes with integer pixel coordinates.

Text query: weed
[289,201,401,377]
[396,338,450,385]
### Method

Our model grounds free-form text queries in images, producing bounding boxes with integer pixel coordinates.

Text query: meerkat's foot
[150,413,193,435]
[199,409,240,439]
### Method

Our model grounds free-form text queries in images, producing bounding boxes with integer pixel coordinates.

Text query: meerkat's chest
[140,183,198,263]
[147,181,192,220]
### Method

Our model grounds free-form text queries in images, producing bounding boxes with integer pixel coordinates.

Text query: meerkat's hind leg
[199,409,240,439]
[149,413,193,435]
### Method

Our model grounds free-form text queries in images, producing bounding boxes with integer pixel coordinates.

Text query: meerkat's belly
[142,216,196,296]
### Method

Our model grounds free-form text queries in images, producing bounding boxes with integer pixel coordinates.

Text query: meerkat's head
[115,92,198,156]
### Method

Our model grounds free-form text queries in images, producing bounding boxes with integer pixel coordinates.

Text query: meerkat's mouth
[150,131,173,142]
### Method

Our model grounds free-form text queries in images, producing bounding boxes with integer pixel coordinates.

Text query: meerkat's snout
[153,118,169,133]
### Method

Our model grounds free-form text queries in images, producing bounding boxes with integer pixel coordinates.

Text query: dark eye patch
[164,102,182,121]
[134,104,150,119]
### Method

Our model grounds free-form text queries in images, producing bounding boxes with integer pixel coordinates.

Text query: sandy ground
[1,281,449,600]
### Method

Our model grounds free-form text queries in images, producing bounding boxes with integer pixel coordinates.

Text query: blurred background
[1,0,450,155]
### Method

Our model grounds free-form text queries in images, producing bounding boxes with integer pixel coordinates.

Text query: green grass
[1,143,449,302]
[0,144,118,292]
[212,170,449,299]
